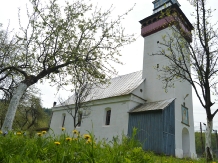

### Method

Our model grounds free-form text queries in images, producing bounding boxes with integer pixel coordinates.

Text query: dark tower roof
[139,2,194,42]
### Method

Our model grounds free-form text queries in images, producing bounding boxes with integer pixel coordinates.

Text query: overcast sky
[0,0,217,131]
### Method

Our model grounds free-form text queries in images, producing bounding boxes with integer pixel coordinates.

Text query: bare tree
[59,70,98,129]
[1,0,135,131]
[151,0,218,161]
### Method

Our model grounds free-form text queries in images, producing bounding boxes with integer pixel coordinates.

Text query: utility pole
[200,122,204,155]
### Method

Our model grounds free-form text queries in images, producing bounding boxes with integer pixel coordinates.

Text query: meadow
[0,128,217,163]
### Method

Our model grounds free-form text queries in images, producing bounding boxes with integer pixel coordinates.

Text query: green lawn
[0,128,217,163]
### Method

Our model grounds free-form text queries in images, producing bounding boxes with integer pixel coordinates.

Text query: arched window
[77,112,82,127]
[62,113,66,127]
[148,20,152,25]
[153,18,157,22]
[105,109,111,125]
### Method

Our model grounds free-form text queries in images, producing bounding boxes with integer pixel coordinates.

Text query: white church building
[50,0,197,158]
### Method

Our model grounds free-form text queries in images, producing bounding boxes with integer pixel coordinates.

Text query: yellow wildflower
[37,133,42,136]
[83,134,91,139]
[17,132,22,135]
[73,138,78,141]
[62,127,65,131]
[86,138,92,144]
[0,131,2,134]
[72,129,79,135]
[42,131,47,134]
[66,137,72,141]
[54,142,60,145]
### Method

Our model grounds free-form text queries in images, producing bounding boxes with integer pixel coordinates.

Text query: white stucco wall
[142,27,196,158]
[132,80,146,100]
[49,94,145,141]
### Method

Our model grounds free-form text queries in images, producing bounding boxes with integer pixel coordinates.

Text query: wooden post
[200,122,204,155]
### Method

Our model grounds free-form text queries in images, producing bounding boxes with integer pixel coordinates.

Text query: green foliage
[195,132,218,156]
[0,129,217,163]
[13,0,135,87]
[0,95,50,131]
[1,0,135,132]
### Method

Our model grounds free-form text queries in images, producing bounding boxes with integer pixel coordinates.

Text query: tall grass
[0,128,217,163]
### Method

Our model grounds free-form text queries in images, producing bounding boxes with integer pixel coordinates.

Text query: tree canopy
[0,0,135,131]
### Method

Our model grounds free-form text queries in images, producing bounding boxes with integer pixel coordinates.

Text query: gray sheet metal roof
[129,98,175,113]
[59,70,144,106]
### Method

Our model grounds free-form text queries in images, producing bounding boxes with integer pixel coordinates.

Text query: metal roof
[129,98,175,113]
[58,70,144,106]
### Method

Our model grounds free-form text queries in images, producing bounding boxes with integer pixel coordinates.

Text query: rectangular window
[105,110,111,125]
[181,105,189,125]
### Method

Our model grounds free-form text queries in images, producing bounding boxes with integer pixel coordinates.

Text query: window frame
[105,109,111,126]
[181,105,189,126]
[77,112,82,127]
[62,113,66,127]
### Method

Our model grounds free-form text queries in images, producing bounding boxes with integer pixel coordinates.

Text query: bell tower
[140,0,197,158]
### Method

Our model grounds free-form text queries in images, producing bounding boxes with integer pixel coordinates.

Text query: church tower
[140,0,196,158]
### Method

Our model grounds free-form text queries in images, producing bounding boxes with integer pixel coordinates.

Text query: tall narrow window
[78,113,82,127]
[62,113,66,127]
[105,110,111,125]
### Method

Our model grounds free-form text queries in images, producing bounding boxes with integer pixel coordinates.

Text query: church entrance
[182,127,190,157]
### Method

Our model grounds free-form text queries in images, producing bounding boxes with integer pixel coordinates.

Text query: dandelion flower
[66,137,72,141]
[0,130,3,134]
[54,142,60,145]
[83,134,91,139]
[62,127,65,131]
[17,132,22,135]
[86,138,91,144]
[37,133,42,136]
[73,138,78,141]
[42,131,47,134]
[72,129,79,135]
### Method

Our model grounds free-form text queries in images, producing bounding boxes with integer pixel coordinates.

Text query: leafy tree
[0,88,50,131]
[152,0,218,160]
[0,24,22,101]
[13,95,49,131]
[195,132,217,157]
[1,0,134,131]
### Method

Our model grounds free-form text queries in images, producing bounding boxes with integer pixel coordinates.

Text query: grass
[0,128,217,163]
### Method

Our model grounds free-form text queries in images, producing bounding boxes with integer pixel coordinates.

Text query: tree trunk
[1,83,28,132]
[205,118,213,161]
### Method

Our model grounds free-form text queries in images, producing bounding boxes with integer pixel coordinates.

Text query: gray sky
[0,0,217,131]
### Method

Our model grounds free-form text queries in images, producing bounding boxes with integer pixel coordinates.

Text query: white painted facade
[50,89,146,141]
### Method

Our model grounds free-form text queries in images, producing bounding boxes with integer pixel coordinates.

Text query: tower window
[105,110,111,125]
[153,18,157,22]
[148,20,152,25]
